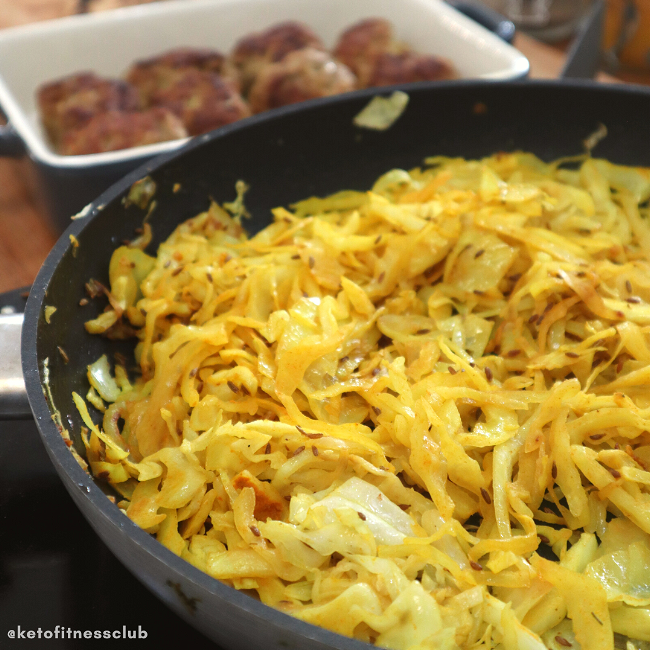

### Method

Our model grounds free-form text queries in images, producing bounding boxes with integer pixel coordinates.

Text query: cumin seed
[170,340,190,358]
[290,446,305,458]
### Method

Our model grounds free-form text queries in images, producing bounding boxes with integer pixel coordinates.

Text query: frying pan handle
[0,312,31,418]
[449,1,516,43]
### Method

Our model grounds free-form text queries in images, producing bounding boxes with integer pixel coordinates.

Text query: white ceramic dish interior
[0,0,529,169]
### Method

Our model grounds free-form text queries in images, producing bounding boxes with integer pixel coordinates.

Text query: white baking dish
[0,0,528,231]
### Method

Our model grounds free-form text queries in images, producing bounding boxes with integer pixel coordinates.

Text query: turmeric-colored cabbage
[79,153,650,650]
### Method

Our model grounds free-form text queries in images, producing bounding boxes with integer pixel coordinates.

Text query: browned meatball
[126,47,239,103]
[365,51,455,87]
[334,18,455,88]
[147,68,251,136]
[230,21,325,94]
[38,72,140,148]
[333,18,396,85]
[58,107,187,155]
[248,48,357,114]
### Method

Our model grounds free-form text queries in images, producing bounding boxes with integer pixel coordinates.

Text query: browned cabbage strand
[78,153,650,650]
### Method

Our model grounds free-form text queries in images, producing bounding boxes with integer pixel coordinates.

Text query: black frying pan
[9,80,650,649]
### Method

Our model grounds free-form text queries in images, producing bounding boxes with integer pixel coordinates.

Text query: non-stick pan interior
[22,80,650,649]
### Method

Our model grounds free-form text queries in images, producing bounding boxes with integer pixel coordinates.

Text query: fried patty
[333,18,454,88]
[38,72,141,148]
[364,51,455,87]
[146,68,251,136]
[230,21,325,95]
[248,47,357,114]
[126,47,239,102]
[333,18,396,86]
[58,107,187,155]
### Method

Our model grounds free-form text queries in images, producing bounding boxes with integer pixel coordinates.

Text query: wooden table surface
[0,7,644,295]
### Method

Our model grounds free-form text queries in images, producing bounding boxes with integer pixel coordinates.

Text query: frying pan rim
[20,78,650,648]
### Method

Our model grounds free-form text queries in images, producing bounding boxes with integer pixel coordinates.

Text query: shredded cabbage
[78,153,650,650]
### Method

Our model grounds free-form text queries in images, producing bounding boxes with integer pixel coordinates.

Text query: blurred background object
[481,0,595,40]
[3,0,649,78]
[79,0,159,11]
[602,0,650,74]
[0,0,77,28]
[482,0,650,79]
